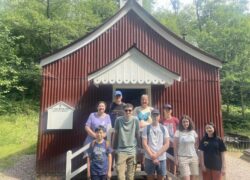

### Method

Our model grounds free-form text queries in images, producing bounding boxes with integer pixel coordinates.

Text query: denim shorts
[144,158,167,176]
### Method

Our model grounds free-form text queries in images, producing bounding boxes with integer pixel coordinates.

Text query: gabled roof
[88,47,181,87]
[40,0,222,68]
[47,101,75,111]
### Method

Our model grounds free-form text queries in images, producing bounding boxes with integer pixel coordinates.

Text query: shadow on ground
[0,144,37,180]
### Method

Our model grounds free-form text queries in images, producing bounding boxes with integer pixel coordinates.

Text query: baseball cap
[151,108,160,115]
[114,90,122,96]
[163,104,172,109]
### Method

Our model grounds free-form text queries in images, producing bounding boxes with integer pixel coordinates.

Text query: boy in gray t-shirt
[142,109,170,180]
[113,103,140,180]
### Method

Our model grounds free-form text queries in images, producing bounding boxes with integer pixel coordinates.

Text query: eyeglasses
[124,109,132,112]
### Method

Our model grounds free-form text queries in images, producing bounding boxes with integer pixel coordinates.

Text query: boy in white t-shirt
[142,109,170,180]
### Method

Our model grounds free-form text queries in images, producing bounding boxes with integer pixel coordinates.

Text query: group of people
[84,91,227,180]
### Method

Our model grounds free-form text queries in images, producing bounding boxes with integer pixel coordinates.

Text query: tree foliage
[0,0,118,107]
[153,0,250,129]
[0,0,250,127]
[0,23,23,98]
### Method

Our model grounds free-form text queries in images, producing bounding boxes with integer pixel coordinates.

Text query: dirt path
[225,152,250,180]
[0,155,36,180]
[0,153,249,180]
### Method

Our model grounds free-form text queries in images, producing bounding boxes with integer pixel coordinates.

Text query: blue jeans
[144,158,167,176]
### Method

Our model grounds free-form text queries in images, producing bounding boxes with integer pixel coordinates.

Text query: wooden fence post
[66,150,72,180]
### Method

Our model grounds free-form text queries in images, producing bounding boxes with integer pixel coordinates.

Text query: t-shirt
[114,116,139,155]
[134,106,153,124]
[142,124,169,161]
[162,116,179,140]
[174,130,198,157]
[199,136,227,171]
[84,113,112,145]
[87,140,112,175]
[109,102,125,127]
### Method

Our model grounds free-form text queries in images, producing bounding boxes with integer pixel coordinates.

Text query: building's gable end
[88,47,181,86]
[40,0,222,68]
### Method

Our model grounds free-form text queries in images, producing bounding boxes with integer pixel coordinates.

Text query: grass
[224,129,250,137]
[0,111,38,170]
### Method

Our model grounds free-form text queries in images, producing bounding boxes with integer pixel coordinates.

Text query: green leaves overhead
[0,0,118,103]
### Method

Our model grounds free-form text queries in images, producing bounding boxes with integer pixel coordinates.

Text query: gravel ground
[0,153,249,180]
[0,155,36,180]
[225,152,250,180]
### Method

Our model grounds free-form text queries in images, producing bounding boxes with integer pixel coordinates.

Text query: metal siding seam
[86,47,90,77]
[218,70,223,137]
[66,56,70,102]
[186,59,190,116]
[198,63,203,135]
[78,50,81,102]
[201,64,206,136]
[126,16,129,47]
[72,52,76,104]
[197,63,202,135]
[191,62,195,121]
[106,29,110,68]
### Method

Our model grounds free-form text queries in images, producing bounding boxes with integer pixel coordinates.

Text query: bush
[0,99,39,115]
[222,104,250,137]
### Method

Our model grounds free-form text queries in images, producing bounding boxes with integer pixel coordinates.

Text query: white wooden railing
[166,152,179,180]
[65,128,114,180]
[65,128,178,180]
[66,143,90,180]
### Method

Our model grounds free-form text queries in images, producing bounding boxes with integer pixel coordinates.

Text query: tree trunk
[194,0,202,32]
[240,84,245,119]
[47,0,52,51]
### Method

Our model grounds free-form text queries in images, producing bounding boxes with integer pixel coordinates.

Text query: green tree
[0,22,24,110]
[153,0,250,128]
[0,0,118,103]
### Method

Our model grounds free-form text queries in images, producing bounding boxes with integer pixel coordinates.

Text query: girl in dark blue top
[199,122,226,180]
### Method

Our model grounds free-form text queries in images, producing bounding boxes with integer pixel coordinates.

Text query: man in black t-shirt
[109,90,126,127]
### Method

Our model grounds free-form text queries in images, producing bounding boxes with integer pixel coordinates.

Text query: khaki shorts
[116,153,136,180]
[178,156,199,177]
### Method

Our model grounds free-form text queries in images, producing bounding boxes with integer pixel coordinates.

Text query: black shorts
[167,147,174,156]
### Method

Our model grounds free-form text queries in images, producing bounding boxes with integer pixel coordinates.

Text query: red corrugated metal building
[38,0,223,176]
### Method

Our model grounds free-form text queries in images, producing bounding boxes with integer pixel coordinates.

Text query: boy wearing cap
[142,109,170,180]
[87,125,112,180]
[162,104,179,139]
[161,104,179,178]
[109,90,126,127]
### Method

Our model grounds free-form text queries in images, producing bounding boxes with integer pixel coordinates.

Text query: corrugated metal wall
[37,10,223,174]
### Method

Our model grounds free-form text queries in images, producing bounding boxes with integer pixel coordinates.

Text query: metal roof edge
[40,0,222,68]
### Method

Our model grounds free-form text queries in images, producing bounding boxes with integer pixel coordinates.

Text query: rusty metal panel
[37,11,223,174]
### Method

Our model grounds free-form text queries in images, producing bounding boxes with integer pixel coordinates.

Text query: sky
[153,0,250,11]
[153,0,193,10]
